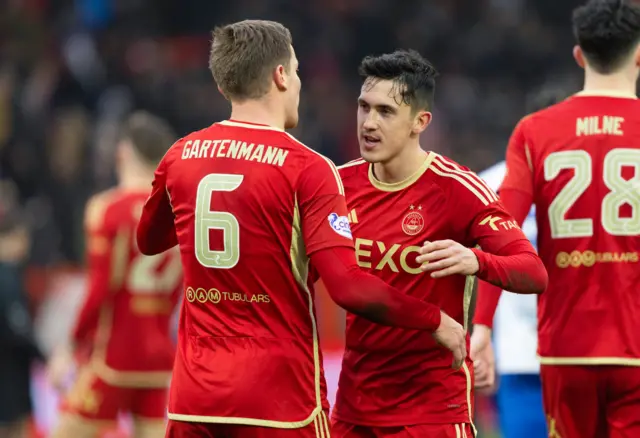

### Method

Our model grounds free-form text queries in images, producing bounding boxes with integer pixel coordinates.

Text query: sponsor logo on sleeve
[479,214,520,231]
[328,213,353,239]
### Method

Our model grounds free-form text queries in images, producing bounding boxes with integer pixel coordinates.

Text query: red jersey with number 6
[72,189,182,388]
[139,120,355,428]
[501,91,640,365]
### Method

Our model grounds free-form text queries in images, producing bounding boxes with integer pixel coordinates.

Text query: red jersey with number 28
[333,153,531,427]
[500,92,640,365]
[139,120,354,429]
[72,189,182,388]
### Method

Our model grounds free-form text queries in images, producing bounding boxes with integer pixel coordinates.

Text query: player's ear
[273,64,288,92]
[411,110,432,136]
[573,45,586,69]
[217,85,229,100]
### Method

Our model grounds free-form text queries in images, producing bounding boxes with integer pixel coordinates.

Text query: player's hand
[416,240,479,278]
[470,324,497,394]
[47,345,75,393]
[432,311,467,369]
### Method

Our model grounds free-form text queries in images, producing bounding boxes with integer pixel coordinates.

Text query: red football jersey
[501,91,640,365]
[73,189,182,388]
[140,120,354,427]
[333,153,531,427]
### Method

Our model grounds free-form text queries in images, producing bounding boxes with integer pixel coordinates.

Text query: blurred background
[0,0,586,436]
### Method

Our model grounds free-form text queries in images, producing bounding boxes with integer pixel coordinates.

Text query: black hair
[358,49,438,111]
[572,0,640,73]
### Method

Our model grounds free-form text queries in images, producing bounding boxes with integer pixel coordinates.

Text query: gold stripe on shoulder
[337,159,366,169]
[429,156,492,206]
[431,155,498,202]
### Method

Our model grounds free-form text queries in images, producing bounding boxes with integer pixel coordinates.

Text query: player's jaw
[358,122,412,164]
[283,46,302,130]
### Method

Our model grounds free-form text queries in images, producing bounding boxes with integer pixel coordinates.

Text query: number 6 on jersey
[195,173,243,269]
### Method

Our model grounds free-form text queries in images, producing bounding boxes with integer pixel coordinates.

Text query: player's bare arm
[469,323,496,392]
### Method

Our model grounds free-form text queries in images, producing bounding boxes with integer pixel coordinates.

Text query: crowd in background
[0,0,585,266]
[0,1,592,436]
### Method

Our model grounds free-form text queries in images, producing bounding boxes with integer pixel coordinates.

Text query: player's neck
[373,146,428,184]
[229,98,286,130]
[582,68,638,97]
[119,167,153,190]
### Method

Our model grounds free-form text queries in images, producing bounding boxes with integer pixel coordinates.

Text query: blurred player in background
[471,86,569,438]
[0,182,42,438]
[47,112,181,438]
[331,50,548,438]
[472,0,640,436]
[137,20,466,438]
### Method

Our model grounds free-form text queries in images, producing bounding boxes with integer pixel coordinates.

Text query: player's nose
[362,114,379,130]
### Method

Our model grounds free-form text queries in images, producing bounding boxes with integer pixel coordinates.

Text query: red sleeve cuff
[471,247,487,277]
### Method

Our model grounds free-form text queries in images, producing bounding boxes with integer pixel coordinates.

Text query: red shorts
[332,420,474,438]
[541,364,640,438]
[165,411,331,438]
[61,368,168,420]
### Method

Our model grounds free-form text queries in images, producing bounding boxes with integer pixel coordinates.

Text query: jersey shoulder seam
[428,153,499,206]
[282,132,345,196]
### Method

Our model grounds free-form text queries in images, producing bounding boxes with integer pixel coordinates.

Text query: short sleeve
[297,155,354,255]
[500,117,534,196]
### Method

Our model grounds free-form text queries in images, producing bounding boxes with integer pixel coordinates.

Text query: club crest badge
[402,205,424,236]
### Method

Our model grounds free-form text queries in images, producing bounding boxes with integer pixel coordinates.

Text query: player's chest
[344,187,452,276]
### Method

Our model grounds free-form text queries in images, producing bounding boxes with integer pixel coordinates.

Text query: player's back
[89,188,182,386]
[515,93,640,362]
[163,120,335,425]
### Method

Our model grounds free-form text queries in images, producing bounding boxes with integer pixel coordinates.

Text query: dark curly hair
[358,49,438,112]
[573,0,640,73]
